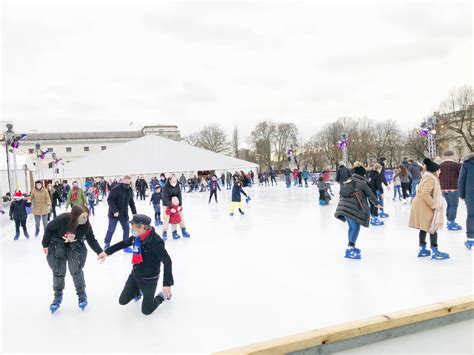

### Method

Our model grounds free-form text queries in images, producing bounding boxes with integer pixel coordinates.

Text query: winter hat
[14,191,23,199]
[353,161,366,176]
[423,158,440,173]
[372,163,383,172]
[443,150,454,157]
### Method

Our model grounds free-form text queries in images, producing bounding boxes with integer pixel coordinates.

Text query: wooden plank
[215,295,474,355]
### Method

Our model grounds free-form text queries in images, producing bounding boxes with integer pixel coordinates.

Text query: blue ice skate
[417,245,431,257]
[162,231,168,241]
[345,248,361,260]
[78,291,88,311]
[378,211,389,218]
[464,239,474,250]
[370,217,384,226]
[50,293,63,314]
[181,229,190,238]
[431,247,450,260]
[447,221,462,231]
[172,230,181,240]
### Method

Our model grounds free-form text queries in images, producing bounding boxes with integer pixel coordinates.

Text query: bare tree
[404,129,427,160]
[247,120,276,169]
[439,85,474,152]
[187,124,230,153]
[232,126,239,158]
[273,122,299,170]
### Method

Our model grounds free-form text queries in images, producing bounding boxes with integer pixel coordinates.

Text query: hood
[463,152,474,163]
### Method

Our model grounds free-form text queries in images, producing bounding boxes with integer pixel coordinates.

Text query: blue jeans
[393,185,401,199]
[443,191,459,222]
[411,178,420,198]
[153,204,161,222]
[376,190,384,212]
[346,217,361,245]
[88,200,95,216]
[285,176,291,188]
[104,218,130,245]
[466,201,474,239]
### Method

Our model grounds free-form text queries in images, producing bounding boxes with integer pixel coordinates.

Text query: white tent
[42,134,258,179]
[0,148,36,194]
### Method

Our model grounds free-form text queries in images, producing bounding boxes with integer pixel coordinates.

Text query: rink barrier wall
[215,295,474,355]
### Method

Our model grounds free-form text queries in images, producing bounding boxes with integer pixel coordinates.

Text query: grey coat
[334,174,379,227]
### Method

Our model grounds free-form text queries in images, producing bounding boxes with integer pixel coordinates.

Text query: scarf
[131,227,153,265]
[71,186,78,201]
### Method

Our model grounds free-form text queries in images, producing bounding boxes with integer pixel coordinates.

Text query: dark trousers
[271,176,277,185]
[209,190,218,203]
[442,191,459,222]
[139,190,146,201]
[466,201,474,239]
[319,190,325,201]
[88,200,95,216]
[419,230,438,247]
[153,204,161,222]
[119,273,163,315]
[104,218,130,245]
[47,243,87,296]
[401,183,410,199]
[14,219,28,235]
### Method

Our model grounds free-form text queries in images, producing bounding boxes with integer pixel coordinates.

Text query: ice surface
[1,183,473,354]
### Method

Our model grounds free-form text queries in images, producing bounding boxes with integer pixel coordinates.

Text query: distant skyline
[2,1,472,142]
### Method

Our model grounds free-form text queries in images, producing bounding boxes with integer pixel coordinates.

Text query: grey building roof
[24,131,145,141]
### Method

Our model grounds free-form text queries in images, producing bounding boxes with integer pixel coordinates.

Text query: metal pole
[12,147,18,190]
[5,140,13,193]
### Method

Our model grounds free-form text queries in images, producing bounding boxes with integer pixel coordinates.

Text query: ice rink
[1,182,473,354]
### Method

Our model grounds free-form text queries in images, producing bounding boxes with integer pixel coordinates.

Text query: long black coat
[334,174,379,227]
[107,184,137,220]
[162,180,182,207]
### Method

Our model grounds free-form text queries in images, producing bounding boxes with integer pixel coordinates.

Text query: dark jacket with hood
[367,170,384,194]
[10,199,31,221]
[335,165,351,183]
[162,180,182,207]
[334,174,379,227]
[105,227,174,287]
[231,183,248,202]
[107,183,137,220]
[459,152,474,206]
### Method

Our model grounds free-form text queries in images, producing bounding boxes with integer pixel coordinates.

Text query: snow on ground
[1,182,473,354]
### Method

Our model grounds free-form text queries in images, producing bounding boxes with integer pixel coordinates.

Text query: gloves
[246,196,251,204]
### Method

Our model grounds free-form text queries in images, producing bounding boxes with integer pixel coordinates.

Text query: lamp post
[3,123,16,193]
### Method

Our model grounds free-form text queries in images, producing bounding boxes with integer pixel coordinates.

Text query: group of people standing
[334,151,474,260]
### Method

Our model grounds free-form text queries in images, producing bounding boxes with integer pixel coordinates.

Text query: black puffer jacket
[9,199,31,221]
[367,170,384,194]
[162,180,182,207]
[334,174,379,227]
[107,183,137,220]
[335,166,351,183]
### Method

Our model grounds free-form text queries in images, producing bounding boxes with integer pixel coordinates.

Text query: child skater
[208,175,221,204]
[317,176,333,205]
[150,185,163,226]
[165,196,183,240]
[10,191,31,240]
[230,179,251,216]
[98,214,174,316]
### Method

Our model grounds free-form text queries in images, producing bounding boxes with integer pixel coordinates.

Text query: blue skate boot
[13,233,19,241]
[49,292,63,314]
[379,211,389,218]
[447,221,462,231]
[162,231,168,241]
[431,247,450,260]
[417,244,431,257]
[370,216,384,226]
[464,239,474,250]
[172,230,181,240]
[134,290,142,302]
[78,291,88,311]
[345,247,361,260]
[181,228,190,238]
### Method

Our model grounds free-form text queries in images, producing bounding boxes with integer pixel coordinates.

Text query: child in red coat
[165,196,183,240]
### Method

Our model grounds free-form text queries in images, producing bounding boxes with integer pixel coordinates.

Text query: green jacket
[66,188,87,208]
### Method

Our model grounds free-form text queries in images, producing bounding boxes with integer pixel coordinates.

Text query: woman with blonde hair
[409,158,449,260]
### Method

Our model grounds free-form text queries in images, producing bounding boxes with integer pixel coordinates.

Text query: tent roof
[43,135,257,179]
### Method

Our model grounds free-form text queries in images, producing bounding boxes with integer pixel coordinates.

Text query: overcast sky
[2,1,472,142]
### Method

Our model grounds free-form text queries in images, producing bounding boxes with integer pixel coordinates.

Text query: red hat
[14,191,23,199]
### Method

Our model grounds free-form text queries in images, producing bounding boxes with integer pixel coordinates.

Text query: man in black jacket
[104,175,137,252]
[98,214,173,316]
[162,175,190,240]
[335,162,351,184]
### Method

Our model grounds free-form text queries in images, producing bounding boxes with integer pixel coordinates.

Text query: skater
[394,165,411,204]
[408,159,422,198]
[86,186,96,216]
[458,152,474,250]
[65,181,87,210]
[335,162,352,184]
[301,167,310,187]
[9,191,31,240]
[269,167,277,186]
[135,176,148,201]
[334,162,382,259]
[62,180,70,203]
[226,172,232,189]
[409,158,449,259]
[179,174,187,192]
[392,168,402,201]
[439,150,462,231]
[104,175,137,251]
[317,176,332,205]
[47,184,61,220]
[159,173,167,188]
[42,204,104,313]
[150,185,163,226]
[31,180,52,237]
[162,175,190,241]
[97,214,173,316]
[165,197,184,239]
[284,167,292,188]
[230,179,250,216]
[293,168,299,186]
[367,163,387,226]
[208,175,221,204]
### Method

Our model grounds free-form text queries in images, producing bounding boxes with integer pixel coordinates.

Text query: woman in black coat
[42,204,103,313]
[334,163,381,259]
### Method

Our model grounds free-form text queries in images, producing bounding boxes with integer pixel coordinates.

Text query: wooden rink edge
[214,295,474,355]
